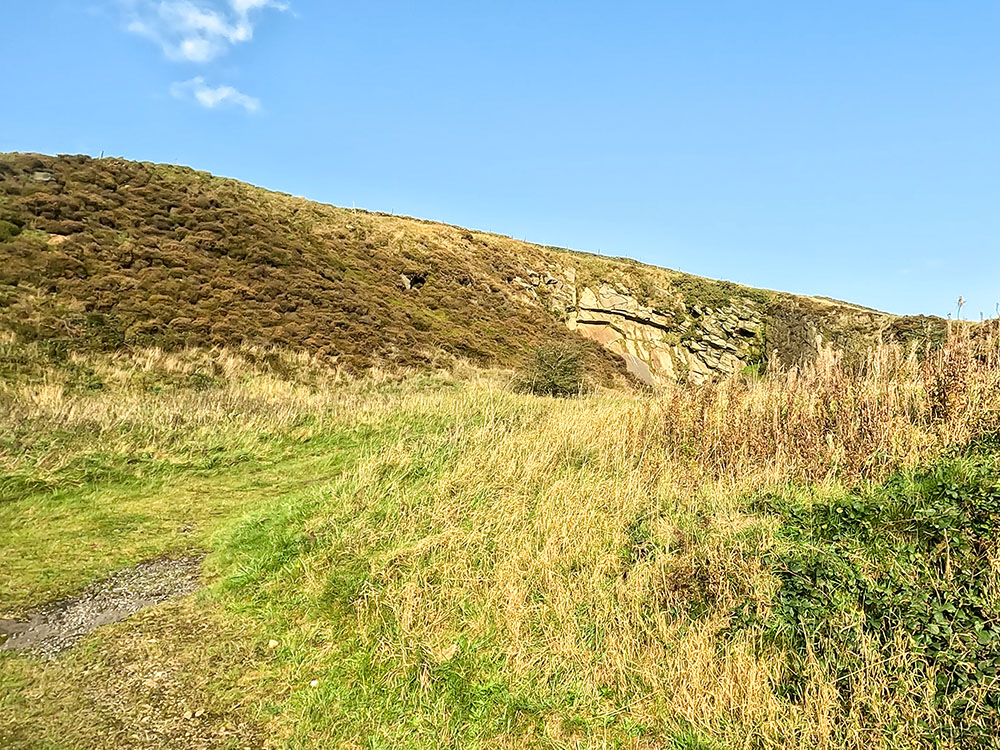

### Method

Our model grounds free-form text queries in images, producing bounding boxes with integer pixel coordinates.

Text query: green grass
[0,370,688,747]
[1,343,998,748]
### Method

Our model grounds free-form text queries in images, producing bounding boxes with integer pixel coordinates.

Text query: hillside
[0,153,944,385]
[1,327,998,748]
[2,153,999,748]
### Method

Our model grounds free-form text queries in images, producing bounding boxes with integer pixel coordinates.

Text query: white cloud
[170,77,261,112]
[122,0,286,62]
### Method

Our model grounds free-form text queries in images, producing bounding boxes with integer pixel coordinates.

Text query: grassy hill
[0,153,620,373]
[0,153,944,386]
[3,153,996,749]
[0,328,998,748]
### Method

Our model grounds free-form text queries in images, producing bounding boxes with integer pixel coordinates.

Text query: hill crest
[0,152,944,384]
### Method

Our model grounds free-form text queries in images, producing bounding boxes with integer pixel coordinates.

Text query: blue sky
[5,1,1000,317]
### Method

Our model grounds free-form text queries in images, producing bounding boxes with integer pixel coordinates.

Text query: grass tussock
[658,323,1000,485]
[0,325,998,748]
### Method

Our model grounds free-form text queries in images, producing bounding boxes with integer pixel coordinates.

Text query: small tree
[518,342,587,397]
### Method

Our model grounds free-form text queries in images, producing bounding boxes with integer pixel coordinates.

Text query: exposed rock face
[512,267,765,385]
[510,261,943,386]
[567,285,763,385]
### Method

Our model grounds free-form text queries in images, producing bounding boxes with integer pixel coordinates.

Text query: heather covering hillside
[0,153,946,386]
[0,153,626,379]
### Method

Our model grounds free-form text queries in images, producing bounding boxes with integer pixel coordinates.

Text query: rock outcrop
[511,261,941,386]
[510,266,765,385]
[566,284,763,385]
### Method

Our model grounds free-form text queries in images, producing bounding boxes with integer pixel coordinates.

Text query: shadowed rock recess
[0,153,946,384]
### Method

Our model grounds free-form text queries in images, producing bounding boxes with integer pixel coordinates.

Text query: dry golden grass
[2,325,998,748]
[659,322,1000,486]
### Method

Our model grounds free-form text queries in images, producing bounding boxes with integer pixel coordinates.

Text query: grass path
[2,361,997,748]
[0,444,356,614]
[0,392,667,749]
[0,426,373,748]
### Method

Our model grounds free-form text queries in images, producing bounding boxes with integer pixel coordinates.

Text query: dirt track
[0,556,203,656]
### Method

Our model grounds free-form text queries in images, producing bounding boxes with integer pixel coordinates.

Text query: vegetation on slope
[751,459,1000,744]
[1,152,947,387]
[0,153,627,382]
[1,324,997,748]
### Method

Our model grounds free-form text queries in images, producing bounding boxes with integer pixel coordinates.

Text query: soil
[0,556,203,656]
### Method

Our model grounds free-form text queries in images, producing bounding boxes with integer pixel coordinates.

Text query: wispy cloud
[170,77,261,112]
[122,0,286,63]
[117,0,285,112]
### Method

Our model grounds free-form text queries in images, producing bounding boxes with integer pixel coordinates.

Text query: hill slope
[2,329,998,748]
[0,153,943,384]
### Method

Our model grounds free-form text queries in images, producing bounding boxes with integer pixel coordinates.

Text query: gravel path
[0,556,203,656]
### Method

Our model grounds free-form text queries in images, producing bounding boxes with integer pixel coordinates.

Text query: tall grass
[659,322,1000,485]
[1,325,998,748]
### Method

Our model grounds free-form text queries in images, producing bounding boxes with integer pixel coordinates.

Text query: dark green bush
[517,342,587,397]
[0,219,22,242]
[738,454,1000,745]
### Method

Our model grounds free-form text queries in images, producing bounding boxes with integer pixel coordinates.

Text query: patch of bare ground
[1,556,203,656]
[0,597,269,749]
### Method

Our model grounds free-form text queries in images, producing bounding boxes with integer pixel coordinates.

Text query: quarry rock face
[517,269,765,385]
[568,284,764,385]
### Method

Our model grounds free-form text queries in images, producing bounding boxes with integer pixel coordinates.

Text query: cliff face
[505,260,944,385]
[0,153,945,385]
[510,270,765,384]
[568,285,764,385]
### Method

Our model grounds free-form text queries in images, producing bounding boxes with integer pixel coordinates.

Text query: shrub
[0,219,22,242]
[743,455,1000,744]
[517,342,587,397]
